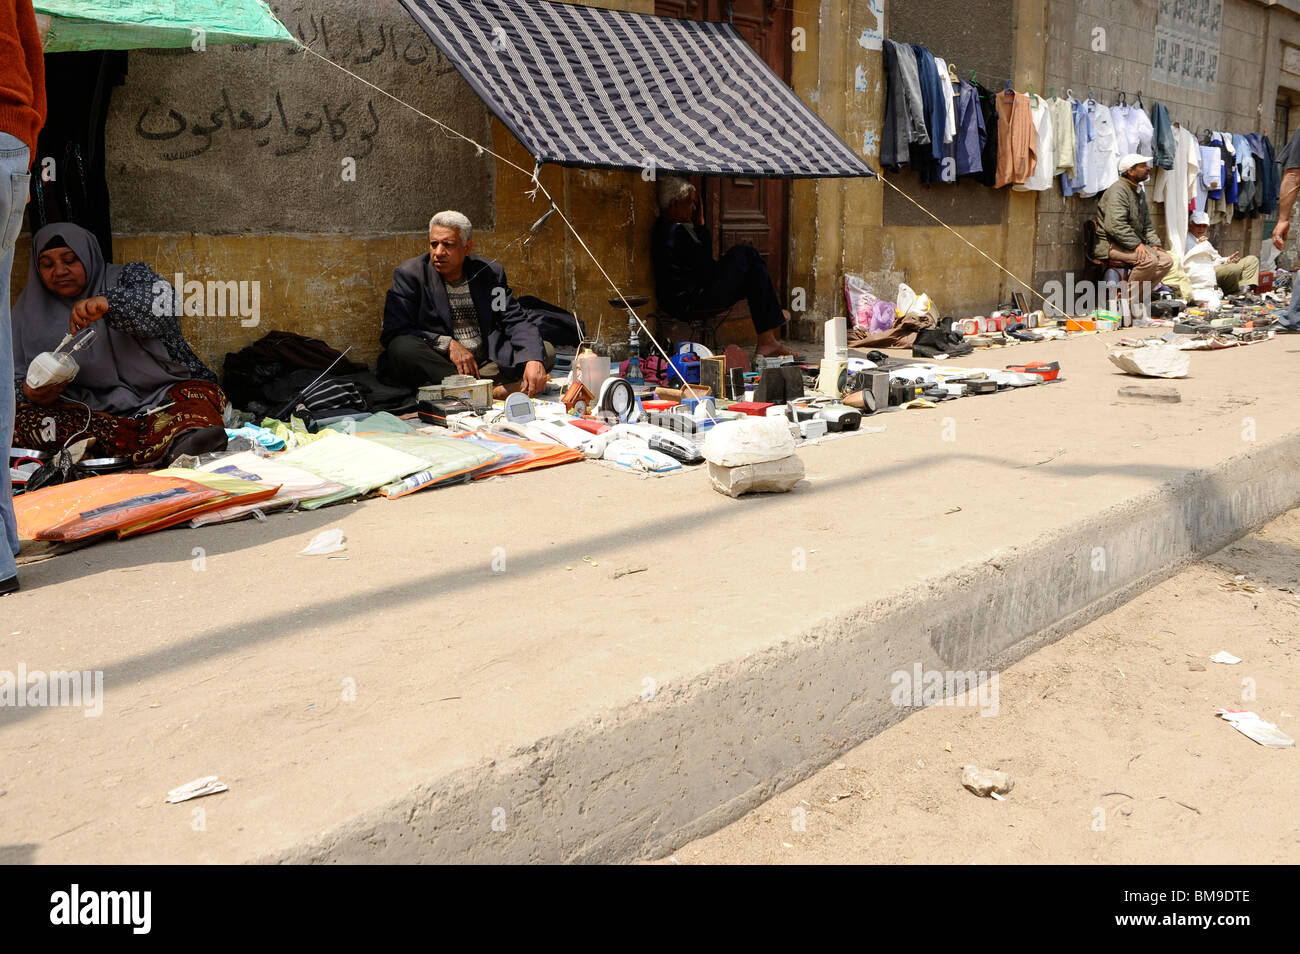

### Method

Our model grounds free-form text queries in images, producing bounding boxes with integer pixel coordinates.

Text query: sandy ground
[662,508,1300,865]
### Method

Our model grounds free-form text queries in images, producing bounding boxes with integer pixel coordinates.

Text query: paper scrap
[165,775,229,803]
[1210,651,1242,665]
[1215,709,1295,748]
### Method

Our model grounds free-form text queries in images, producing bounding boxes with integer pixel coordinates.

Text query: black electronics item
[951,378,997,395]
[921,387,957,401]
[817,406,862,432]
[1174,322,1210,335]
[889,379,923,406]
[753,365,804,404]
[417,397,475,426]
[1149,298,1186,318]
[845,368,890,411]
[728,367,746,400]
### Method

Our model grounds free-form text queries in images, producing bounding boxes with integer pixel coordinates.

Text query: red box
[727,401,775,416]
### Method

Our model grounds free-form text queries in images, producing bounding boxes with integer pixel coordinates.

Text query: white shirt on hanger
[1080,101,1120,196]
[933,57,957,144]
[1150,124,1201,254]
[1110,104,1154,157]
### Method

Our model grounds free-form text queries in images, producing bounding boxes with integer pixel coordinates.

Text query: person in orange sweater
[2,0,47,596]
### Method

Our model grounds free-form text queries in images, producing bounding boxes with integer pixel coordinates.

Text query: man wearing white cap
[1090,154,1171,321]
[1184,209,1259,296]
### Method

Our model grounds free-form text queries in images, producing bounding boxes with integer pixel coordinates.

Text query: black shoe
[0,575,18,596]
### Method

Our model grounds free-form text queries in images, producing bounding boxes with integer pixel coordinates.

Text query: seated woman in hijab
[11,223,228,465]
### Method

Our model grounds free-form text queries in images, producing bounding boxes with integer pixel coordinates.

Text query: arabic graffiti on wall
[107,0,494,235]
[134,90,380,162]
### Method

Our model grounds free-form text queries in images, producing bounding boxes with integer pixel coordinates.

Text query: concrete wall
[1036,0,1290,295]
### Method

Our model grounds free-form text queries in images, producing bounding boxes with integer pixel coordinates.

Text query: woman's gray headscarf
[12,223,189,414]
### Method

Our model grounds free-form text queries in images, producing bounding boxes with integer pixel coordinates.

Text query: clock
[597,377,637,422]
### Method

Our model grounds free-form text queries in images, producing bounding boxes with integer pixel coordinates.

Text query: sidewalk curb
[266,431,1300,864]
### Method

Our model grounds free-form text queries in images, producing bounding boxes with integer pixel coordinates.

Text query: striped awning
[398,0,875,179]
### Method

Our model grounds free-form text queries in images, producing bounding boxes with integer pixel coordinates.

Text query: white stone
[708,456,805,498]
[961,765,1014,797]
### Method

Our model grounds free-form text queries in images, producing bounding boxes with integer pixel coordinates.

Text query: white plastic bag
[702,417,796,467]
[894,282,936,320]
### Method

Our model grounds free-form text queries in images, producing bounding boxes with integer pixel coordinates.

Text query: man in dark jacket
[651,177,788,357]
[1092,153,1171,323]
[378,210,554,397]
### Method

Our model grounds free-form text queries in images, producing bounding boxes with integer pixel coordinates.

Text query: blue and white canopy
[399,0,876,179]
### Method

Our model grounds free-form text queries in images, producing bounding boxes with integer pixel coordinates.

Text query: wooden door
[654,0,791,300]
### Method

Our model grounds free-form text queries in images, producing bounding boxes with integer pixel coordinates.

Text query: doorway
[653,0,791,301]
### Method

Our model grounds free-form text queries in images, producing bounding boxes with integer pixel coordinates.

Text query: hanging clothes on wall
[1110,103,1154,158]
[1194,141,1223,214]
[1048,95,1076,178]
[1013,94,1054,192]
[909,45,948,183]
[881,39,930,170]
[1252,134,1279,215]
[933,56,957,144]
[994,88,1036,189]
[1150,123,1201,254]
[1151,103,1175,171]
[1234,133,1257,216]
[972,81,1001,188]
[1079,98,1120,197]
[950,79,986,177]
[1061,97,1092,197]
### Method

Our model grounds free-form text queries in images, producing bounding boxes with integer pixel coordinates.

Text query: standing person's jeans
[1283,273,1300,330]
[1,131,32,584]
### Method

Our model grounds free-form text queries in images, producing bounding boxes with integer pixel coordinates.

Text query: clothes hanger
[969,69,978,84]
[1115,89,1127,107]
[1066,87,1075,101]
[1048,85,1057,99]
[947,61,959,84]
[1135,90,1144,109]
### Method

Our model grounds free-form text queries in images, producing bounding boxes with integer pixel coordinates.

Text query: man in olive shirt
[1092,153,1172,323]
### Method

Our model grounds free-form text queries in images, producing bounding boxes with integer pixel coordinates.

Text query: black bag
[24,448,92,494]
[518,295,585,346]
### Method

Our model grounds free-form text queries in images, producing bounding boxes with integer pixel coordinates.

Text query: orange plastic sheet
[453,432,585,476]
[15,474,227,542]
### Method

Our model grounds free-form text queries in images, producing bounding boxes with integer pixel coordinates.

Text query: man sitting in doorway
[378,211,554,399]
[1182,209,1259,297]
[1091,154,1172,323]
[651,177,789,357]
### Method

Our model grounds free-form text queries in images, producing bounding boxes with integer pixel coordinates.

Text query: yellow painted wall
[10,0,656,376]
